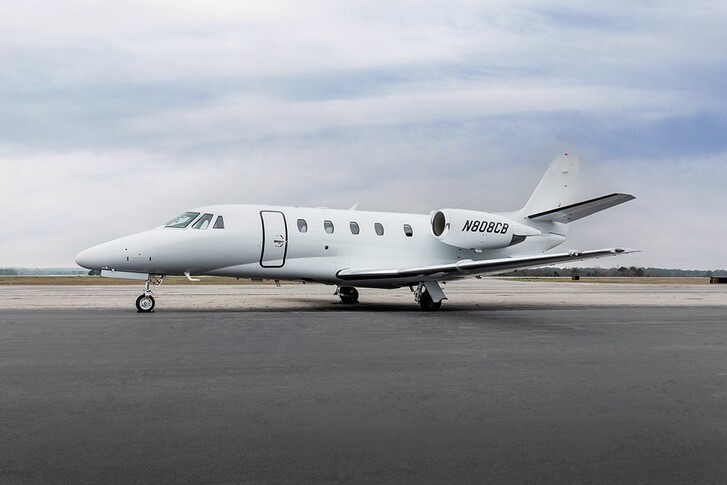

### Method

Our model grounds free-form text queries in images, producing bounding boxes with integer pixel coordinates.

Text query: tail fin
[518,154,634,223]
[520,154,580,217]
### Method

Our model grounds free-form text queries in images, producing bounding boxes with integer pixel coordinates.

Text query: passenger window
[165,211,200,228]
[297,219,308,233]
[403,224,413,237]
[350,222,360,235]
[324,220,334,234]
[374,223,384,236]
[213,216,225,229]
[192,213,214,230]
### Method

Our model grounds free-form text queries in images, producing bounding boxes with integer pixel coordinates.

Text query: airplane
[75,154,636,312]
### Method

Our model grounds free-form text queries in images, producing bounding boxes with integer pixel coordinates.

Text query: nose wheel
[135,274,164,312]
[136,294,155,312]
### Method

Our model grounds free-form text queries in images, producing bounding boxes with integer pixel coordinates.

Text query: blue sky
[1,0,725,269]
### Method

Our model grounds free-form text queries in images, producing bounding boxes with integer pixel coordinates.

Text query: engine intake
[431,209,539,250]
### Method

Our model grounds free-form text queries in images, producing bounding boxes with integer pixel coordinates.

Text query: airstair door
[260,211,288,268]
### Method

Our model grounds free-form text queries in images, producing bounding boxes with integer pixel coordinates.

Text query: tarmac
[1,279,726,484]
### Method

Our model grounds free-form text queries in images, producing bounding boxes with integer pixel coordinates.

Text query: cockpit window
[165,212,200,228]
[192,213,214,230]
[213,216,225,229]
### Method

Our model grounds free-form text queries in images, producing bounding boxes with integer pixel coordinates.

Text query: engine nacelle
[431,209,540,250]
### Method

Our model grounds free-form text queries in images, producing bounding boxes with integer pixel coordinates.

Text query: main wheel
[136,294,155,312]
[418,290,442,311]
[338,286,359,304]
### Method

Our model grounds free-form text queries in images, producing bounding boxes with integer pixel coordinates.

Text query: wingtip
[613,247,641,254]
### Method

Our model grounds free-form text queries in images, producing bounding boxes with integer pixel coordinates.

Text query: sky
[1,0,725,269]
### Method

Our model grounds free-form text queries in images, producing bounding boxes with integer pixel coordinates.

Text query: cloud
[0,0,725,268]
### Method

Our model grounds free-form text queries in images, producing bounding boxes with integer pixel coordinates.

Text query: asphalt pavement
[1,301,726,484]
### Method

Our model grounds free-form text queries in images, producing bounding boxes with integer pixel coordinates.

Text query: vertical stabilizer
[519,154,580,217]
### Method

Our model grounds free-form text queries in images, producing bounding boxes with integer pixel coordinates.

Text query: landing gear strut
[136,274,164,313]
[336,286,359,304]
[413,282,446,311]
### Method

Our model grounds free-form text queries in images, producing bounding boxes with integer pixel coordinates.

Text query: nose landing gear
[136,294,155,312]
[136,274,165,313]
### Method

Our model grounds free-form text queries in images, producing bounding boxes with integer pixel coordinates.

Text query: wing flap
[336,248,637,282]
[527,193,635,223]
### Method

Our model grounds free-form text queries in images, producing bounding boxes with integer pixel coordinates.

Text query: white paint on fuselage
[76,204,558,288]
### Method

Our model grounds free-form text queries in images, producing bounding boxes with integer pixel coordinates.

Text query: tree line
[0,268,88,276]
[503,267,727,277]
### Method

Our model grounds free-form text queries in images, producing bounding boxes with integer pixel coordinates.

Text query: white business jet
[75,155,635,312]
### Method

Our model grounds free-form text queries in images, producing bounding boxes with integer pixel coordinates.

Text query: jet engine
[431,209,540,250]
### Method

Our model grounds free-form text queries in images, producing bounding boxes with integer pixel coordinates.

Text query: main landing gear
[136,274,165,313]
[335,286,359,304]
[334,282,447,310]
[413,281,447,311]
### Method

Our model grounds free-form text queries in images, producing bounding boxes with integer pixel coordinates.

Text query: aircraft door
[259,211,288,268]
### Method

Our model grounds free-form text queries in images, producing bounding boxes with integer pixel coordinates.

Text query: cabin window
[192,213,214,230]
[403,224,413,237]
[324,220,334,234]
[350,222,360,235]
[297,219,308,233]
[374,223,384,236]
[213,216,225,229]
[165,211,200,228]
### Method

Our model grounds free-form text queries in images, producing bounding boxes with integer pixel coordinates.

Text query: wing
[336,248,636,282]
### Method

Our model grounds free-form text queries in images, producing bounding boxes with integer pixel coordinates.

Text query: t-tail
[510,154,635,250]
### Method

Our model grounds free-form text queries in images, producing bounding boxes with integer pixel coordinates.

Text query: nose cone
[75,246,101,270]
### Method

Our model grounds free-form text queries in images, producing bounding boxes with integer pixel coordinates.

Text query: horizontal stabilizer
[527,193,635,223]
